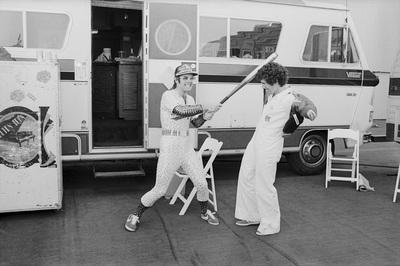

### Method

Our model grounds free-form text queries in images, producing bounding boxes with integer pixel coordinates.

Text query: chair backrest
[327,129,360,157]
[328,128,359,141]
[197,137,223,174]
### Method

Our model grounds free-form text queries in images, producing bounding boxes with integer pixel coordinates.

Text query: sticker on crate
[0,106,56,169]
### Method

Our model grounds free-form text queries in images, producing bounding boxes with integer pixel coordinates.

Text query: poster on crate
[0,106,56,169]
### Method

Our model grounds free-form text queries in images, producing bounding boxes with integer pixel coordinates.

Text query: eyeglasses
[180,76,196,81]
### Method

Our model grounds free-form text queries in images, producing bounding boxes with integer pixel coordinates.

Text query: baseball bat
[219,52,278,104]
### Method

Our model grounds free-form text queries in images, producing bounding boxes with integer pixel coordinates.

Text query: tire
[286,132,327,175]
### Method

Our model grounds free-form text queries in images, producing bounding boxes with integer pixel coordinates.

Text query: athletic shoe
[235,220,260,226]
[201,210,220,225]
[125,214,140,232]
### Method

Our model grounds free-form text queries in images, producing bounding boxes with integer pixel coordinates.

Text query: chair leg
[355,170,360,190]
[351,162,355,182]
[325,174,329,188]
[351,162,356,189]
[356,162,360,190]
[179,187,197,215]
[325,159,330,188]
[170,177,188,205]
[393,163,400,202]
[209,177,217,212]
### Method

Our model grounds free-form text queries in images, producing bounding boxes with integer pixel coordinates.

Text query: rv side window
[347,30,359,63]
[303,25,359,64]
[303,25,329,62]
[331,27,344,62]
[199,17,281,59]
[230,19,280,59]
[0,11,23,47]
[26,12,69,49]
[199,17,227,57]
[0,10,69,50]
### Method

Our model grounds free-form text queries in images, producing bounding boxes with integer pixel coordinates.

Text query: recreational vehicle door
[145,2,199,149]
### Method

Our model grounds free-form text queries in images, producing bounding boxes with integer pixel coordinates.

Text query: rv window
[0,10,69,50]
[0,11,23,47]
[199,17,281,59]
[347,30,359,63]
[303,25,329,62]
[230,19,280,59]
[330,27,344,62]
[26,12,69,49]
[303,25,359,64]
[199,17,227,58]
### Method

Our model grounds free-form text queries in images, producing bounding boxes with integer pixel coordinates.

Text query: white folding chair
[393,162,400,202]
[325,129,360,190]
[169,137,223,215]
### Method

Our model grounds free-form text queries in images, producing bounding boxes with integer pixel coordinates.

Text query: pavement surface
[1,123,400,266]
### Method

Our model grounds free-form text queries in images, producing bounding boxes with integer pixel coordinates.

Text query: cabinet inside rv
[91,6,143,148]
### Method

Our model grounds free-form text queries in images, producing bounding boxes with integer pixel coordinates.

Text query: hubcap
[302,139,323,164]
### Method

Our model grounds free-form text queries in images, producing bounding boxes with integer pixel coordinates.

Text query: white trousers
[141,135,208,207]
[235,137,281,235]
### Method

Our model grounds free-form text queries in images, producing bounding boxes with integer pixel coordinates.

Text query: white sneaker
[125,214,140,232]
[201,210,220,225]
[235,220,260,227]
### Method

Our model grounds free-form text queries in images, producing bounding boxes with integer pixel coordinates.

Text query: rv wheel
[286,133,326,176]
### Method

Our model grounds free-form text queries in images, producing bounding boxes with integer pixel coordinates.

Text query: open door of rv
[145,2,199,149]
[91,2,144,149]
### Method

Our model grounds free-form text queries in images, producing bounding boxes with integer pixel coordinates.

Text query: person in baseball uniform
[125,63,222,232]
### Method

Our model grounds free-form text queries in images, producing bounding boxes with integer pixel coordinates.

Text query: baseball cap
[174,63,198,77]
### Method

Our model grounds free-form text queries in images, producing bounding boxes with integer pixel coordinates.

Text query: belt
[162,129,189,137]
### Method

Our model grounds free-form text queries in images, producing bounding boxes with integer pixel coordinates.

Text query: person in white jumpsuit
[235,62,316,236]
[125,63,222,232]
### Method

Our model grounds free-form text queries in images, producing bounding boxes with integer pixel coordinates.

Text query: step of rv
[93,160,145,178]
[371,135,389,142]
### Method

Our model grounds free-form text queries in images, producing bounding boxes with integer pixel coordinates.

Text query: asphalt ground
[1,122,400,266]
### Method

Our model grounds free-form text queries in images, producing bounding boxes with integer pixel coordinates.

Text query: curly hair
[255,62,288,87]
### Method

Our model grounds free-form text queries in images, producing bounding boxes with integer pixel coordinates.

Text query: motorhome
[0,0,379,176]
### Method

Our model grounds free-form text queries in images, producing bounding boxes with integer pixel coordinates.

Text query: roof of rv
[123,0,347,10]
[243,0,347,10]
